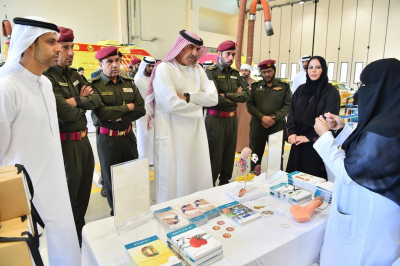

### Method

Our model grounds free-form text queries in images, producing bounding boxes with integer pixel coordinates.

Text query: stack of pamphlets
[173,203,208,227]
[167,224,223,266]
[125,235,181,266]
[153,206,191,231]
[225,186,268,203]
[191,198,220,220]
[314,181,334,203]
[217,201,261,225]
[269,183,312,205]
[287,171,326,193]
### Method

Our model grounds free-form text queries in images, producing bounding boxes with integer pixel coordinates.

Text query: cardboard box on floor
[0,216,35,266]
[0,165,31,221]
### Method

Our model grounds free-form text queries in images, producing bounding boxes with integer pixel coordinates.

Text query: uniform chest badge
[58,82,68,86]
[273,87,283,91]
[230,76,238,79]
[256,86,265,91]
[101,91,114,96]
[73,80,79,86]
[123,88,133,93]
[218,76,225,79]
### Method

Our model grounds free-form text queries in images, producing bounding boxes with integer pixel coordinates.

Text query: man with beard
[247,60,291,171]
[91,47,145,215]
[236,64,254,152]
[129,57,141,78]
[43,26,101,242]
[134,56,156,165]
[0,16,80,265]
[145,30,218,203]
[205,40,249,186]
[292,55,311,93]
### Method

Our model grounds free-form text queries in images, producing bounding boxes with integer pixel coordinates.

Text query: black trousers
[205,114,238,186]
[249,117,285,171]
[61,136,94,240]
[96,130,138,210]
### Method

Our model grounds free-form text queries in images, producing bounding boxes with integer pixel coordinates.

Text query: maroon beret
[131,57,141,65]
[217,40,237,52]
[259,59,276,70]
[57,26,74,42]
[95,46,118,60]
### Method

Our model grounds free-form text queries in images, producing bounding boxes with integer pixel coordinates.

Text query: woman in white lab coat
[313,58,400,266]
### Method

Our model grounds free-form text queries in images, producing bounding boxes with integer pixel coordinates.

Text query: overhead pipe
[246,0,274,65]
[235,0,248,70]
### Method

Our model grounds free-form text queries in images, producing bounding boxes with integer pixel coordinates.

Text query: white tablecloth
[81,172,330,266]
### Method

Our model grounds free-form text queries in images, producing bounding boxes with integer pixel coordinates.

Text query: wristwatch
[74,96,82,107]
[184,93,190,103]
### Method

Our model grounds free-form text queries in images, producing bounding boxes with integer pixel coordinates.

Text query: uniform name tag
[73,80,79,86]
[273,87,283,91]
[58,82,68,86]
[101,92,114,96]
[256,86,265,91]
[123,88,133,93]
[230,76,238,79]
[218,76,225,79]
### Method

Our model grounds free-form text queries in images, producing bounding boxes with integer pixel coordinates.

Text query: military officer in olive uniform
[205,40,249,186]
[128,57,141,78]
[91,47,145,215]
[247,59,291,171]
[43,26,101,241]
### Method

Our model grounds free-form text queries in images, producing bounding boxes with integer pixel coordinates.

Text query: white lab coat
[152,59,218,203]
[0,64,81,265]
[314,125,400,266]
[134,75,154,165]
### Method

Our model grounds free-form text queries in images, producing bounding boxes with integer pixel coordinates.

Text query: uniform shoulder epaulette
[121,75,134,81]
[69,67,77,71]
[91,76,101,82]
[208,65,217,71]
[251,79,261,84]
[231,68,239,73]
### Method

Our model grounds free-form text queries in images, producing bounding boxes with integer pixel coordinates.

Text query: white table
[82,172,330,266]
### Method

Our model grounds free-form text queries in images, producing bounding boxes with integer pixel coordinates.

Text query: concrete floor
[84,124,292,224]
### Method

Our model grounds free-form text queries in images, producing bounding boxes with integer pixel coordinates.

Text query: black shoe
[101,186,106,197]
[110,210,114,216]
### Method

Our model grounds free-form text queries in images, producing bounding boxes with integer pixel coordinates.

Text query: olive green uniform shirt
[205,62,249,112]
[247,78,291,122]
[44,65,102,132]
[91,72,145,131]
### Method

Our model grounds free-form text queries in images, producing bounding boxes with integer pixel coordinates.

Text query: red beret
[259,59,276,70]
[57,26,74,42]
[217,40,237,52]
[95,46,118,60]
[131,58,141,65]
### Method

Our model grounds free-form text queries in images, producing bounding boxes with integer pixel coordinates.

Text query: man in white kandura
[292,55,311,93]
[0,17,81,265]
[146,30,218,203]
[134,56,156,165]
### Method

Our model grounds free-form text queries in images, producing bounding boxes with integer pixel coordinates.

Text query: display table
[81,172,330,266]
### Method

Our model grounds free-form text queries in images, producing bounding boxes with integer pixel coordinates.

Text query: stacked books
[167,224,223,266]
[125,235,181,266]
[173,203,208,227]
[154,206,190,231]
[314,181,334,203]
[269,183,312,205]
[287,171,326,193]
[225,186,268,203]
[218,201,261,225]
[191,198,220,220]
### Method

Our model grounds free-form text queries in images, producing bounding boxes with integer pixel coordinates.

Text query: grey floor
[84,124,292,224]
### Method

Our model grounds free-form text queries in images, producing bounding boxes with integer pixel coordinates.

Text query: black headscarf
[342,58,400,206]
[300,56,330,127]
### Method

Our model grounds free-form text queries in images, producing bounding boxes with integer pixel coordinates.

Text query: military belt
[99,124,132,137]
[60,127,88,141]
[207,109,237,118]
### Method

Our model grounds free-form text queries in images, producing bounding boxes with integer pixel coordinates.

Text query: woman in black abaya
[286,56,340,179]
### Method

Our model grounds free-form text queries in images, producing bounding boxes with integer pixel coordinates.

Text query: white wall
[0,0,120,45]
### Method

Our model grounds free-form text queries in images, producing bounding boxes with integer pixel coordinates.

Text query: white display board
[111,158,152,235]
[266,130,283,179]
